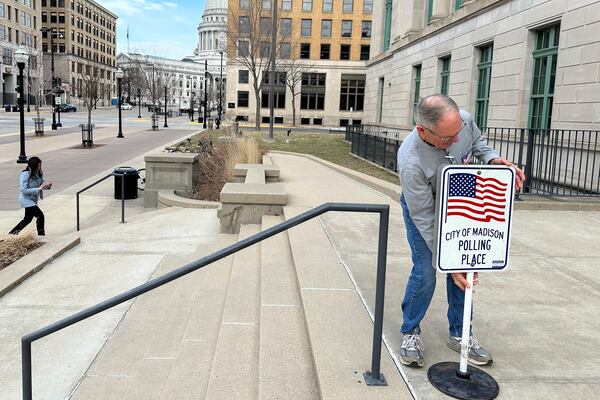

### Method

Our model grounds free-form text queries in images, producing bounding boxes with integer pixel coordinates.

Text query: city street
[0,106,199,144]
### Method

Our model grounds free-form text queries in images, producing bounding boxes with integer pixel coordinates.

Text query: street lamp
[116,68,124,138]
[137,87,141,118]
[163,85,168,128]
[203,60,208,129]
[15,46,29,164]
[41,27,58,130]
[218,51,223,129]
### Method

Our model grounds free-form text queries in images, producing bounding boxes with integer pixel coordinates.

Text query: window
[321,19,332,37]
[260,41,270,57]
[0,3,5,19]
[0,25,5,40]
[239,16,249,35]
[341,20,352,37]
[320,44,330,59]
[300,43,310,58]
[360,45,370,60]
[301,117,310,125]
[383,0,392,50]
[282,0,292,10]
[343,0,353,12]
[412,65,422,124]
[281,18,292,37]
[427,0,434,23]
[301,73,326,110]
[280,42,291,59]
[260,17,271,35]
[475,45,493,129]
[313,118,322,125]
[2,47,11,64]
[237,91,249,107]
[339,74,365,111]
[302,0,312,11]
[440,56,451,95]
[340,44,351,60]
[238,40,249,56]
[455,0,463,10]
[261,71,286,109]
[301,19,311,36]
[363,0,373,13]
[262,0,271,9]
[239,69,249,84]
[361,21,371,38]
[239,0,249,9]
[376,77,384,123]
[322,0,332,12]
[58,12,64,23]
[529,24,560,130]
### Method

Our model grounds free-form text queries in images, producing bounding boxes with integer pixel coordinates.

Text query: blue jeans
[400,195,467,337]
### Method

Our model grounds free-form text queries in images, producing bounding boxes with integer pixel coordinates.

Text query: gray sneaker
[447,335,493,365]
[400,333,424,367]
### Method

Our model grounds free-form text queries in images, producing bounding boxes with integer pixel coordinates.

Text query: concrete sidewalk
[269,152,600,400]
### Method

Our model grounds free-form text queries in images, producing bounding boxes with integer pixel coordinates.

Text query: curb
[0,235,80,298]
[268,150,600,212]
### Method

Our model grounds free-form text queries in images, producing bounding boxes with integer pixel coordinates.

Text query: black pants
[9,206,45,235]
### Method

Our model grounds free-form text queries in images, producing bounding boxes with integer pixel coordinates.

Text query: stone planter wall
[144,152,200,208]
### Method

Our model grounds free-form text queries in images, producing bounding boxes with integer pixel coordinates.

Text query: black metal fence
[347,125,600,197]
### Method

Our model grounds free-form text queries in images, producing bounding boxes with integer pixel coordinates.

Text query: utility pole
[268,0,278,140]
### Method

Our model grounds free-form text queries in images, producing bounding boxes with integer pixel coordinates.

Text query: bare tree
[280,50,313,127]
[127,54,177,120]
[227,0,287,131]
[80,63,102,128]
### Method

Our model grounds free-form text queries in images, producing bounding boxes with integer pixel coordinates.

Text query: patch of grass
[182,129,399,185]
[0,232,42,271]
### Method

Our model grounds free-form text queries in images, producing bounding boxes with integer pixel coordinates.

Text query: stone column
[431,0,450,20]
[398,0,423,39]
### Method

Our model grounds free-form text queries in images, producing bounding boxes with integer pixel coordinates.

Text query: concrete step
[71,233,238,400]
[204,224,261,400]
[284,206,412,400]
[258,216,319,400]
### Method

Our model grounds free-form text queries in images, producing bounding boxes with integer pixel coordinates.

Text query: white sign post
[428,165,515,400]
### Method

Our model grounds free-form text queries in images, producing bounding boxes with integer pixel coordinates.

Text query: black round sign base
[428,362,499,400]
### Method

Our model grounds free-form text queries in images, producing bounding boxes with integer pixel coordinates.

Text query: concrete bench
[219,159,286,233]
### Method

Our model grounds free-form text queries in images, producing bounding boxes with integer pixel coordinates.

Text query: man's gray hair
[415,94,459,128]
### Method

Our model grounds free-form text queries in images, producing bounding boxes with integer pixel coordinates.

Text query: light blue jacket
[19,170,45,208]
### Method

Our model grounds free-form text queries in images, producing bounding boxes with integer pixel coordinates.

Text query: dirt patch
[0,232,43,271]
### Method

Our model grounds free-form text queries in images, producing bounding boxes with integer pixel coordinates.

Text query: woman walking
[9,157,52,236]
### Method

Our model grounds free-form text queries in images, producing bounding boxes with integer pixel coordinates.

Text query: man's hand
[451,272,479,291]
[489,158,526,191]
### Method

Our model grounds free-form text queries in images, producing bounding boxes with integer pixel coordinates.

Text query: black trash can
[114,167,139,200]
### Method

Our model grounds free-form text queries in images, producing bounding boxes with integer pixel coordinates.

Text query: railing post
[121,172,125,223]
[524,129,535,193]
[22,339,32,400]
[76,193,80,232]
[364,205,389,386]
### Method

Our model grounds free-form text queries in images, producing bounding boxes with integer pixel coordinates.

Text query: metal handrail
[22,202,390,399]
[75,168,145,231]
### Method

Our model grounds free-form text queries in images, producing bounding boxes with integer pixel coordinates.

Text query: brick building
[0,0,43,108]
[226,0,373,127]
[41,0,117,106]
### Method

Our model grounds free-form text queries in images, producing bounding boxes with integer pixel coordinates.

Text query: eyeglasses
[422,119,466,143]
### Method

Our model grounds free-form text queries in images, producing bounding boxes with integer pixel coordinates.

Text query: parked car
[58,103,77,112]
[121,103,133,110]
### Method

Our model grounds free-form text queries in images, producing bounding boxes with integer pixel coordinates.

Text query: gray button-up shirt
[397,110,499,251]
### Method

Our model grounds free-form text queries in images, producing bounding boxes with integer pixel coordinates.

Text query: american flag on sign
[447,173,507,222]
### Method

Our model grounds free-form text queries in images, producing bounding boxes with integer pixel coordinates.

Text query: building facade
[366,0,600,132]
[0,0,43,108]
[118,52,219,113]
[41,0,117,106]
[226,0,373,127]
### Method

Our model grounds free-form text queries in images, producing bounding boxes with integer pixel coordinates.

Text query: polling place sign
[433,165,515,273]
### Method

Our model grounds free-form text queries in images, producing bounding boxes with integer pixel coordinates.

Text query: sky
[96,0,206,60]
